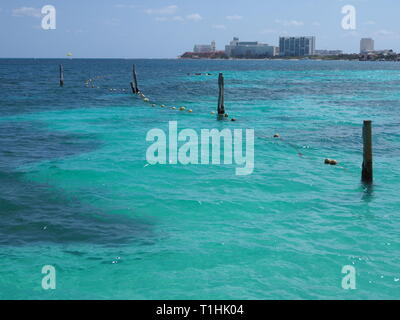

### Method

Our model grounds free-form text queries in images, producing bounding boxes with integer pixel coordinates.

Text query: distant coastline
[179,52,400,62]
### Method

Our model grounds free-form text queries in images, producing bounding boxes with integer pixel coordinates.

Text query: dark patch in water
[0,121,100,170]
[0,121,154,247]
[0,171,153,247]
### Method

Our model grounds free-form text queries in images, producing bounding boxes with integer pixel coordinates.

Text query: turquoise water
[0,59,399,299]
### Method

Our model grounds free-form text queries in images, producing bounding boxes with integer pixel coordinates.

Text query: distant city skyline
[0,0,399,58]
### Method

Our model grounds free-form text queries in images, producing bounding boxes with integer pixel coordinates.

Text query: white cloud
[341,31,359,38]
[375,29,398,37]
[172,16,184,21]
[148,11,202,23]
[145,5,178,15]
[275,19,304,27]
[260,29,288,35]
[115,4,139,9]
[226,15,243,20]
[12,7,41,18]
[260,29,277,34]
[212,24,226,30]
[153,14,203,23]
[186,13,203,21]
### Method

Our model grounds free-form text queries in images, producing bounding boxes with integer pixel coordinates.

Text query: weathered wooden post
[217,73,225,119]
[59,64,64,87]
[362,120,373,183]
[130,64,139,94]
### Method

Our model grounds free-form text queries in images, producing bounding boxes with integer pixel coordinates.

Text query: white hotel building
[360,38,375,54]
[193,41,216,53]
[225,37,278,58]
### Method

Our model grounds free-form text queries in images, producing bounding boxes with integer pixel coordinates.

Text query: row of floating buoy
[85,84,129,92]
[83,70,236,120]
[136,92,238,121]
[271,133,339,166]
[85,74,112,84]
[84,77,130,92]
[137,91,193,113]
[109,88,127,92]
[84,74,115,89]
[137,90,237,120]
[187,72,213,76]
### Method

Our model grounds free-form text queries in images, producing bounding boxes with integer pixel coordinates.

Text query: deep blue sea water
[0,59,399,299]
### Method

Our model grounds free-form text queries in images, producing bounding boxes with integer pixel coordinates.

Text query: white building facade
[194,41,216,53]
[225,37,278,58]
[360,38,374,53]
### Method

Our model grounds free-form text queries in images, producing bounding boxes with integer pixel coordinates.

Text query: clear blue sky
[1,0,399,58]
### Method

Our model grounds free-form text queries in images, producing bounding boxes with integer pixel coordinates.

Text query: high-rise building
[224,37,278,58]
[279,36,316,56]
[211,40,216,52]
[360,38,374,53]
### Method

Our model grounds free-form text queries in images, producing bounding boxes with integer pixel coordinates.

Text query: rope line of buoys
[134,89,235,119]
[258,133,347,170]
[187,72,213,76]
[84,74,125,91]
[134,90,194,114]
[83,68,235,120]
[129,66,236,121]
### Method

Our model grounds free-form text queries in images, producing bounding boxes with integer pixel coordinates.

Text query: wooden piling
[131,64,139,94]
[217,73,225,117]
[362,120,373,183]
[59,64,64,87]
